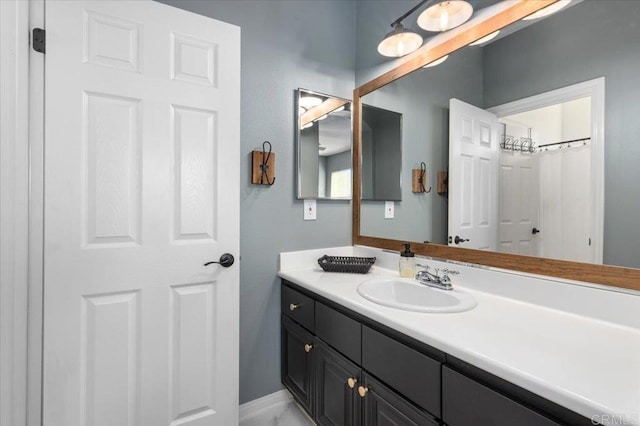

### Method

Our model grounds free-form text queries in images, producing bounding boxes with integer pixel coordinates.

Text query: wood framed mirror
[352,0,640,292]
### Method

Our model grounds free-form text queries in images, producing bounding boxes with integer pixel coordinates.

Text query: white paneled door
[43,2,240,425]
[497,151,540,256]
[449,99,499,251]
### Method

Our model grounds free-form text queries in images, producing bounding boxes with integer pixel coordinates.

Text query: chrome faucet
[415,264,459,291]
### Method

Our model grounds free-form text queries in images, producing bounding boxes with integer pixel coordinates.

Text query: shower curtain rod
[537,137,591,148]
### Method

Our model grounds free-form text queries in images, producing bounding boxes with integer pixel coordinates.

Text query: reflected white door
[498,151,540,256]
[43,1,240,425]
[448,99,499,251]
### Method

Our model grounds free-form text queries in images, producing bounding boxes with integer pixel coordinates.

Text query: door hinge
[32,28,46,54]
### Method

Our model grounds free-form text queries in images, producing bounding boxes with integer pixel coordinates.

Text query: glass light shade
[301,122,314,130]
[299,95,323,109]
[316,114,328,121]
[331,105,345,114]
[523,0,570,20]
[423,55,449,68]
[378,24,423,57]
[417,1,473,32]
[469,30,500,46]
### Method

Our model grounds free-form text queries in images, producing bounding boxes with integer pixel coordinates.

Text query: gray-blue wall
[157,0,356,403]
[483,0,640,268]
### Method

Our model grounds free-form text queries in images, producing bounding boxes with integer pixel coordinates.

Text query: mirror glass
[359,1,640,269]
[361,104,403,201]
[296,89,352,200]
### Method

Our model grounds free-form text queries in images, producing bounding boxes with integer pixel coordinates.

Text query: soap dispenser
[399,242,416,278]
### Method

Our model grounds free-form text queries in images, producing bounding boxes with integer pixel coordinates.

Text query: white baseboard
[239,389,293,423]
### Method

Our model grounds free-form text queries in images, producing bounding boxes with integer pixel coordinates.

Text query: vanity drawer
[282,284,315,332]
[315,302,362,364]
[442,367,561,426]
[362,326,441,417]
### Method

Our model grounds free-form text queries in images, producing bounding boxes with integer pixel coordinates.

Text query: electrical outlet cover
[385,201,394,219]
[304,199,317,220]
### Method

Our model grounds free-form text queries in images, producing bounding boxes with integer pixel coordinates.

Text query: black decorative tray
[317,255,376,274]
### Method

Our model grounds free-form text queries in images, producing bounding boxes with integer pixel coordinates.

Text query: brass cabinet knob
[347,377,357,389]
[289,303,300,311]
[358,385,368,398]
[304,343,313,353]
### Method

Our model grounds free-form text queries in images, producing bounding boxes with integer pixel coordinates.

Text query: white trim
[0,1,31,425]
[240,389,293,425]
[27,1,45,425]
[488,77,605,265]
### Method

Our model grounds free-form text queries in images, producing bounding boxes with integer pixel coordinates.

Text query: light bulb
[417,1,473,32]
[439,8,449,32]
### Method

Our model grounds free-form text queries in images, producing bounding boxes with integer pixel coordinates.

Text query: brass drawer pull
[347,377,357,389]
[358,385,368,398]
[304,343,313,353]
[289,303,301,311]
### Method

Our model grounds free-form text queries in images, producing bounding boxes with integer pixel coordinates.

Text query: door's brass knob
[289,303,300,311]
[358,385,368,398]
[347,377,357,389]
[304,344,313,353]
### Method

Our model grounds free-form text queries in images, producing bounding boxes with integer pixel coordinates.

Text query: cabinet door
[361,373,439,426]
[282,315,315,415]
[443,367,561,426]
[314,340,361,426]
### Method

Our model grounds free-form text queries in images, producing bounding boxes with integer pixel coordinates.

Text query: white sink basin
[357,277,477,313]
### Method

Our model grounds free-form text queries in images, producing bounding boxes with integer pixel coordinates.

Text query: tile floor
[241,398,315,426]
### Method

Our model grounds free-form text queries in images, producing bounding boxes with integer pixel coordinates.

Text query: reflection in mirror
[296,88,352,200]
[359,0,640,269]
[361,105,402,201]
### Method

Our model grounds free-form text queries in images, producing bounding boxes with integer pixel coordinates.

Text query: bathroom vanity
[279,247,640,426]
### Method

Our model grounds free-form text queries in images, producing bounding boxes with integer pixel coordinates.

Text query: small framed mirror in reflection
[361,104,403,201]
[296,88,352,200]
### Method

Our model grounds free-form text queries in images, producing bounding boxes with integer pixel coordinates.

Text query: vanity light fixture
[523,0,570,20]
[417,0,473,32]
[377,22,423,57]
[469,30,500,46]
[378,0,475,58]
[301,122,314,130]
[299,95,323,109]
[331,105,345,114]
[423,55,449,68]
[316,114,328,121]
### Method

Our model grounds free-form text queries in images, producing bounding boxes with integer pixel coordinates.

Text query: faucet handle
[440,268,459,285]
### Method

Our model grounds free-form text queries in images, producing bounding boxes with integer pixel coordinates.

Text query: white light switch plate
[304,199,317,220]
[385,201,394,219]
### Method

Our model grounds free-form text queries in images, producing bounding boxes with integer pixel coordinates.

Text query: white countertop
[279,246,640,426]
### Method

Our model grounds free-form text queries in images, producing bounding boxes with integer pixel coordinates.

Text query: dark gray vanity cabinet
[282,281,440,425]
